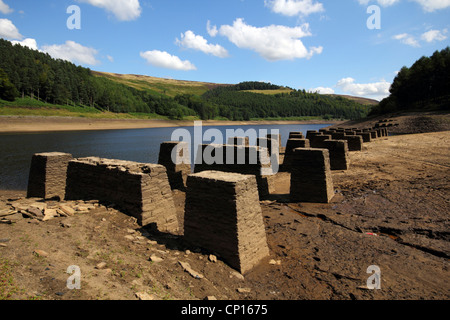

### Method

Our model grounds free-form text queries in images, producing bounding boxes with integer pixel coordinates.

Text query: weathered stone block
[194,144,272,199]
[65,157,178,233]
[184,171,270,274]
[290,148,334,203]
[282,138,310,171]
[322,140,350,170]
[310,134,332,149]
[27,152,73,200]
[289,132,304,139]
[158,141,191,190]
[227,137,250,146]
[331,133,363,151]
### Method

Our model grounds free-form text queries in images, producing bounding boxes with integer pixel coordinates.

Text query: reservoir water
[0,123,332,190]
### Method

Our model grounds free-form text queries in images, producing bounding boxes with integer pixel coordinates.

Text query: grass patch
[0,98,176,120]
[0,258,25,300]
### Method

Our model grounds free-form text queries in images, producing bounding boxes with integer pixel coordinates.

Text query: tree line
[370,47,450,115]
[0,38,370,120]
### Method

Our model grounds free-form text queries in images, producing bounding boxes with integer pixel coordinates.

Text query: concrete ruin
[290,148,335,203]
[282,138,310,171]
[184,171,270,274]
[289,132,304,139]
[65,157,179,233]
[309,134,332,149]
[193,144,272,199]
[158,141,191,190]
[227,137,250,146]
[322,139,350,170]
[330,133,363,151]
[27,152,73,200]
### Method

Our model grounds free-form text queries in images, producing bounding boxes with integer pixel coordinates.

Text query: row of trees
[0,39,196,118]
[201,85,371,120]
[0,38,369,120]
[370,47,450,115]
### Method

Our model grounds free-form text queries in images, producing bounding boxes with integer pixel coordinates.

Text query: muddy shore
[0,127,448,301]
[0,116,342,134]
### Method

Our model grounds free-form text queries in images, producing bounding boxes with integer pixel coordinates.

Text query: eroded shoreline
[0,116,341,134]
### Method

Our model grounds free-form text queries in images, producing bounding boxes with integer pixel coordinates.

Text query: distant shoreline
[0,116,341,134]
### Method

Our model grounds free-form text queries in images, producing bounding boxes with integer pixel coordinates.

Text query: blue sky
[0,0,449,101]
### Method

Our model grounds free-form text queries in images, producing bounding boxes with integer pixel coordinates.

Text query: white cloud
[392,33,420,47]
[42,40,100,66]
[11,38,38,51]
[218,18,322,61]
[0,19,23,40]
[358,0,400,7]
[412,0,450,12]
[359,0,450,11]
[176,30,229,58]
[107,55,114,62]
[140,50,197,71]
[0,0,13,14]
[336,77,391,100]
[421,28,448,42]
[265,0,324,16]
[310,86,335,94]
[207,20,218,37]
[77,0,141,21]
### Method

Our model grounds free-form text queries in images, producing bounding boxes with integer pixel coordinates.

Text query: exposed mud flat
[0,131,449,300]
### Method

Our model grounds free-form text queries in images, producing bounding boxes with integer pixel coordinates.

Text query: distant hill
[92,71,230,98]
[0,38,373,121]
[93,72,376,106]
[327,94,379,106]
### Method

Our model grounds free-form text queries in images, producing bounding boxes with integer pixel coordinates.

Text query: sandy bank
[0,116,341,134]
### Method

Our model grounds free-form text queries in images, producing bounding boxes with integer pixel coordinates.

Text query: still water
[0,123,331,190]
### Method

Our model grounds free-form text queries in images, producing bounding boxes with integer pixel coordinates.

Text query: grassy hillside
[0,97,171,120]
[92,71,229,98]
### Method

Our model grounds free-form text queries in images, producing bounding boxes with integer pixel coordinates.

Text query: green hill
[0,38,372,121]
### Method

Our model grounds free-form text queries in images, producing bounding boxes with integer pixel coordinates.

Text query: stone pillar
[194,144,272,199]
[227,137,250,146]
[331,133,363,151]
[356,132,372,143]
[306,131,322,141]
[27,152,73,200]
[65,157,179,233]
[158,141,191,190]
[310,134,332,149]
[289,132,304,139]
[266,134,282,148]
[322,140,350,170]
[282,139,310,171]
[184,171,270,274]
[290,148,334,203]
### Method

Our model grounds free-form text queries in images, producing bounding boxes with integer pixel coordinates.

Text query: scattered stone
[43,209,58,221]
[178,261,204,279]
[60,222,71,228]
[135,292,156,300]
[95,262,107,270]
[230,271,245,281]
[205,296,217,300]
[124,235,135,241]
[0,243,7,248]
[237,288,251,293]
[59,205,75,216]
[209,255,217,263]
[269,259,282,265]
[149,255,164,263]
[0,219,13,224]
[27,207,44,218]
[33,250,49,257]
